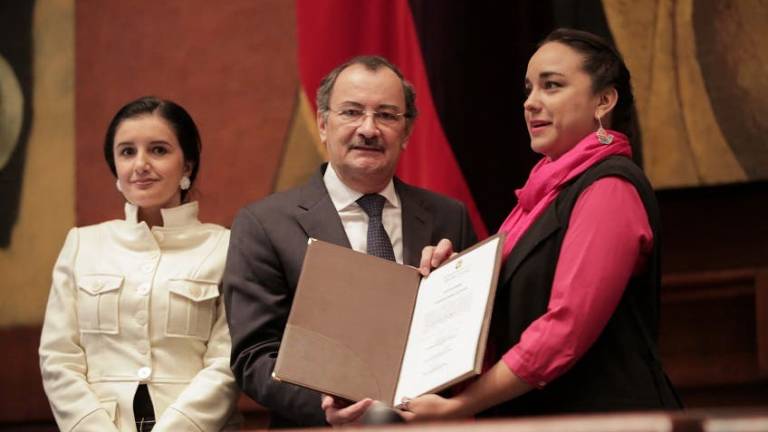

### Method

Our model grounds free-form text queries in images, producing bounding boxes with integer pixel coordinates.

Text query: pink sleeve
[502,176,653,388]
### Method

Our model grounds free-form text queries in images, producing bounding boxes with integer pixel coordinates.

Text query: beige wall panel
[75,0,299,227]
[603,0,747,188]
[0,0,75,326]
[273,89,326,193]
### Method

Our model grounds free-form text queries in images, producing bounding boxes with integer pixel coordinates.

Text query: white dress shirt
[323,164,404,263]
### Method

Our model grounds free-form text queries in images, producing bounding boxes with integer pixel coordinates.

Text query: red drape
[296,0,488,238]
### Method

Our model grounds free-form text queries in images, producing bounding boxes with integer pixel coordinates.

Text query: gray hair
[316,55,418,131]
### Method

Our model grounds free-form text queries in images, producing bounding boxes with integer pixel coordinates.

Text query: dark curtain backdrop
[0,0,34,247]
[408,0,615,231]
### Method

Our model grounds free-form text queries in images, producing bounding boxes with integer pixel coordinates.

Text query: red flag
[296,0,488,238]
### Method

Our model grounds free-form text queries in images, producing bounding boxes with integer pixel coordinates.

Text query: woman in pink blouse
[398,27,684,421]
[319,28,683,424]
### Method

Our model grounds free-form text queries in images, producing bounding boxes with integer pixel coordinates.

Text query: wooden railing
[3,268,767,430]
[241,409,768,432]
[659,268,768,407]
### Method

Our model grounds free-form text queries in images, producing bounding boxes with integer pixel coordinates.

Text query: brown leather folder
[273,234,504,406]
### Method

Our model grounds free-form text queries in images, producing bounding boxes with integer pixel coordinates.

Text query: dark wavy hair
[103,96,201,201]
[541,28,637,142]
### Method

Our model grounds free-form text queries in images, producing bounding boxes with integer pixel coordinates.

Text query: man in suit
[223,55,477,428]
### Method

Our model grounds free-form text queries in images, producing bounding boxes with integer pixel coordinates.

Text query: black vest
[485,156,682,416]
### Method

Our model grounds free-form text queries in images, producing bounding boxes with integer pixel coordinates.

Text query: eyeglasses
[330,108,406,126]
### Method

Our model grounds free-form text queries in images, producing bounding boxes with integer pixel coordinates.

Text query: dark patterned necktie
[356,194,396,262]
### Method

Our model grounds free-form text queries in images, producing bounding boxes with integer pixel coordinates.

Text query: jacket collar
[124,201,200,228]
[296,165,352,248]
[395,178,432,267]
[323,163,399,211]
[295,164,432,266]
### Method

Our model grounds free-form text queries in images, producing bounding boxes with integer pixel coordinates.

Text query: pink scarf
[499,130,632,259]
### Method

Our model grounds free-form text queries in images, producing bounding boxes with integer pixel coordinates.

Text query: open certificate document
[273,234,504,406]
[394,235,502,404]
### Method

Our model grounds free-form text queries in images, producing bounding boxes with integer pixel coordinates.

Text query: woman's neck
[138,207,164,228]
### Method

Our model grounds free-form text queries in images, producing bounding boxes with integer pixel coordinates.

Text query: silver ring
[396,397,411,411]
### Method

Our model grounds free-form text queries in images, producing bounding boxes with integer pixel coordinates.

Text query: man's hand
[419,239,456,276]
[321,394,374,427]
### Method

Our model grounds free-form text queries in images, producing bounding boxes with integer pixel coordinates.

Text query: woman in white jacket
[40,96,239,431]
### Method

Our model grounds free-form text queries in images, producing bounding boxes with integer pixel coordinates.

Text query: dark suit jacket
[223,165,477,428]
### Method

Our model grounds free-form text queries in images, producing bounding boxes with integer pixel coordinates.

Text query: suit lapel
[498,202,562,287]
[396,179,432,267]
[296,167,351,248]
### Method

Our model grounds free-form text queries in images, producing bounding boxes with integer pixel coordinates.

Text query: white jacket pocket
[77,274,124,334]
[165,279,219,340]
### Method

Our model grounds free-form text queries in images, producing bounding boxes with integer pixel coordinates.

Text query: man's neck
[331,166,390,195]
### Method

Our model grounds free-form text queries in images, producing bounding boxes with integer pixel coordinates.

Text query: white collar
[323,163,400,211]
[124,201,200,228]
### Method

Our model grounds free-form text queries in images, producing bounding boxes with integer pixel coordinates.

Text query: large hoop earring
[596,116,614,145]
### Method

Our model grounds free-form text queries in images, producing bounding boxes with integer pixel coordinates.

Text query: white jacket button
[92,280,104,293]
[137,367,152,381]
[137,283,150,296]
